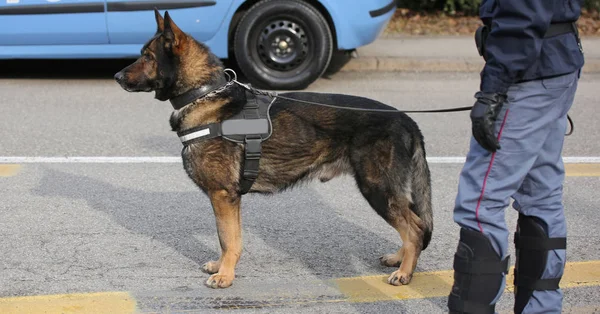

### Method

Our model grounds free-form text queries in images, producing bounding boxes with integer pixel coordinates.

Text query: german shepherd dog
[114,10,433,289]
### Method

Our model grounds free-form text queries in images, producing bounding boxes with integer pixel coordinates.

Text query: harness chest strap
[176,90,273,195]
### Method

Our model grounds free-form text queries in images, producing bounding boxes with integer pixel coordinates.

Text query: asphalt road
[1,64,599,314]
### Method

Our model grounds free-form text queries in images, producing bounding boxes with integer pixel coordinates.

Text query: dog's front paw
[206,272,234,289]
[202,261,220,274]
[387,270,412,286]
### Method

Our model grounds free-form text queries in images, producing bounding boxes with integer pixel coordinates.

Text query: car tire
[233,0,333,90]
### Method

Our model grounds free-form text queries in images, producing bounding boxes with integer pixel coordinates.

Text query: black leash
[260,92,574,136]
[566,115,574,136]
[257,92,474,114]
[400,106,475,113]
[225,70,575,136]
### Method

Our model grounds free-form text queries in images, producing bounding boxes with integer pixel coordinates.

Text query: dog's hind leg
[385,200,425,286]
[352,141,426,286]
[359,185,425,285]
[204,190,242,289]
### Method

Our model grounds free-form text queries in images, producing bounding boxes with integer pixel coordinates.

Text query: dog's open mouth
[118,81,153,93]
[124,85,153,93]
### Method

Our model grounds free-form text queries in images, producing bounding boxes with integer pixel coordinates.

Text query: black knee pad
[448,228,510,314]
[514,213,566,313]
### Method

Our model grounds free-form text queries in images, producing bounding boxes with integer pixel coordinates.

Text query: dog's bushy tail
[411,138,433,250]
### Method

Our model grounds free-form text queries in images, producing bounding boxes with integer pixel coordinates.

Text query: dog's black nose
[114,72,124,83]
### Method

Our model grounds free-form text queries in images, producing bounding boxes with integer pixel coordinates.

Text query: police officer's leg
[511,70,579,314]
[448,136,514,314]
[447,73,576,313]
[448,109,532,313]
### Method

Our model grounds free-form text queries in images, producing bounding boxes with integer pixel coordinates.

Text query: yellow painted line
[555,305,600,314]
[566,163,600,177]
[499,305,600,314]
[0,262,597,312]
[0,164,20,177]
[335,260,600,303]
[0,291,136,314]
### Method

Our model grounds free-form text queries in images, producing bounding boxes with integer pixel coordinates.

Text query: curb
[340,57,600,73]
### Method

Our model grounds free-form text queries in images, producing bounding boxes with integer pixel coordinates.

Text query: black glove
[470,91,506,152]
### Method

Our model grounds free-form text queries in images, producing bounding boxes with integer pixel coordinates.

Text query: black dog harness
[172,80,274,195]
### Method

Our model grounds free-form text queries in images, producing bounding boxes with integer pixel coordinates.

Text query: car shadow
[0,59,136,80]
[0,54,348,84]
[0,58,245,81]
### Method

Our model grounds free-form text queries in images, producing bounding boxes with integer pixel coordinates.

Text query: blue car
[0,0,395,89]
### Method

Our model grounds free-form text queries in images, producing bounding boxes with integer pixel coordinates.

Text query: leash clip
[224,68,238,82]
[224,68,279,98]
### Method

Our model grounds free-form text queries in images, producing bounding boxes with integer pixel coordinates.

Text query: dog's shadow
[31,166,408,283]
[31,166,217,266]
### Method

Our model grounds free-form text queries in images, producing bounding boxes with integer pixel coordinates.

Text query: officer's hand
[470,91,506,152]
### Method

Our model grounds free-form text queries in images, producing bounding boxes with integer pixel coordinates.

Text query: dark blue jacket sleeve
[480,0,555,94]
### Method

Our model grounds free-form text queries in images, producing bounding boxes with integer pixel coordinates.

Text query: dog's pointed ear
[154,8,164,33]
[163,11,185,48]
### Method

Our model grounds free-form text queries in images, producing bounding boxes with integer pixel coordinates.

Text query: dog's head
[114,9,222,101]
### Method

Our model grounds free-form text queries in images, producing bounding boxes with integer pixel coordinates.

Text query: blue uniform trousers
[453,69,580,313]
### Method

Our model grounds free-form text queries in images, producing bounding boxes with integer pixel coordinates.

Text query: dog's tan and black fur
[115,10,433,289]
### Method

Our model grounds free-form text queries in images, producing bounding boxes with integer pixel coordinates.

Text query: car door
[0,0,108,45]
[105,0,232,45]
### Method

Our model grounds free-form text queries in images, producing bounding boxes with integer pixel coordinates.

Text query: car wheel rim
[257,20,308,72]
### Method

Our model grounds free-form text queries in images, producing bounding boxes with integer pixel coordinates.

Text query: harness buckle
[244,136,262,158]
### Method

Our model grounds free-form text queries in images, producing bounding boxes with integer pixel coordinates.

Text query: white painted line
[0,157,181,163]
[426,157,600,164]
[428,157,465,163]
[1,156,600,164]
